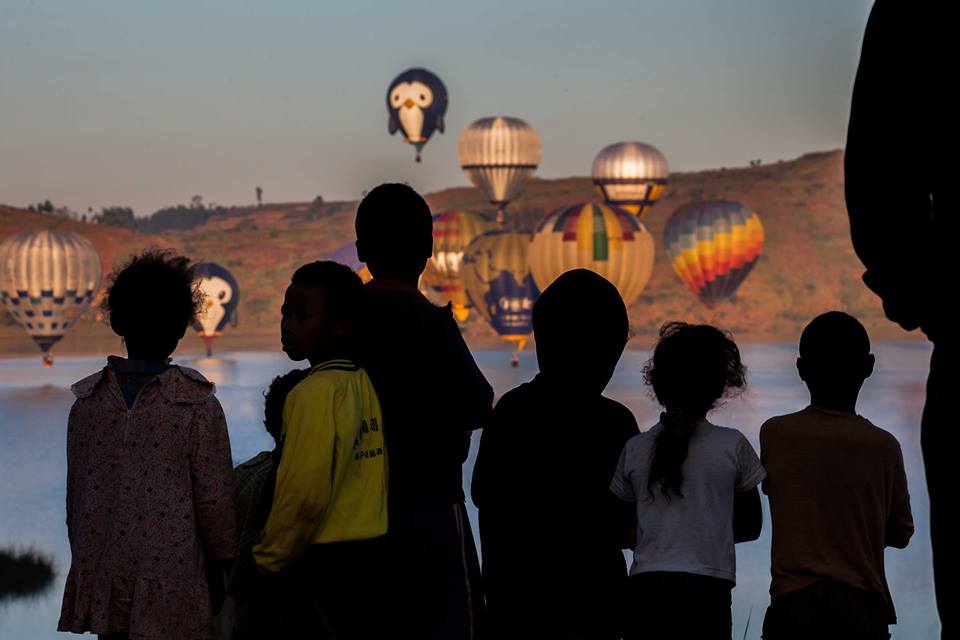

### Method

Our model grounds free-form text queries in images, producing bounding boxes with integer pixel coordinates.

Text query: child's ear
[863,353,876,379]
[795,357,808,382]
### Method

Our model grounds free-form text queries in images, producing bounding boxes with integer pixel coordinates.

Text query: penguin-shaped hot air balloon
[387,68,448,163]
[192,262,239,357]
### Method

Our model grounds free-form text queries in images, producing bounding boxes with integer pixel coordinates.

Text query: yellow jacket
[253,359,387,573]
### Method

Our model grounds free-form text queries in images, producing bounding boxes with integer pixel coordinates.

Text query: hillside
[0,150,916,359]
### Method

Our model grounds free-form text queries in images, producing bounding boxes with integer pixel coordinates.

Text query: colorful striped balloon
[528,202,655,307]
[663,200,764,306]
[424,211,495,322]
[461,230,540,352]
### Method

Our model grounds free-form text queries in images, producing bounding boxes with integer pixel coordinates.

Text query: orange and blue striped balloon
[663,200,764,306]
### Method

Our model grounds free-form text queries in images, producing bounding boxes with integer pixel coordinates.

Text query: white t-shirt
[610,419,765,583]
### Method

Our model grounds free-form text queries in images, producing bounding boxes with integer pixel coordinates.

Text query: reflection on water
[0,344,938,639]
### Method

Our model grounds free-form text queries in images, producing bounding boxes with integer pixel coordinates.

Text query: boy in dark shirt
[761,311,913,640]
[472,269,638,640]
[353,183,493,640]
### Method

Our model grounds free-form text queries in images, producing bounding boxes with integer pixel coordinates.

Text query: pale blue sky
[0,0,873,216]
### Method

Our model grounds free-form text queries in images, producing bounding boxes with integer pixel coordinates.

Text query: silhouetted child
[760,311,913,640]
[610,322,764,640]
[352,183,492,640]
[251,261,387,640]
[58,250,235,640]
[223,368,309,640]
[472,269,638,639]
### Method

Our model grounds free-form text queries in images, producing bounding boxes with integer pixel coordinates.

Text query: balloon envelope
[192,262,240,351]
[529,202,655,307]
[591,142,669,218]
[662,200,764,306]
[0,229,102,361]
[386,68,448,162]
[328,242,372,283]
[424,211,496,321]
[457,117,541,213]
[461,230,540,350]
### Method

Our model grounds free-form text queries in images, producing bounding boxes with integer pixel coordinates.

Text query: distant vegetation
[0,549,55,602]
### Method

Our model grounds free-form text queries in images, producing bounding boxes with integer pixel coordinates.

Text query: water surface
[0,344,938,638]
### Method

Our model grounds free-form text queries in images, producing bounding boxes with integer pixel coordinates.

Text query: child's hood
[71,363,216,404]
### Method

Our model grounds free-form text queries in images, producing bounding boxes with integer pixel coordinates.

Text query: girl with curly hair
[58,250,235,640]
[610,322,765,640]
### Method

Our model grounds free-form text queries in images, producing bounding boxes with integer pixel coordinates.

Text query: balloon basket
[509,352,520,368]
[42,352,54,368]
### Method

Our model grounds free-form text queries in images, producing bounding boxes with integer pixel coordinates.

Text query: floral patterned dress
[58,360,236,640]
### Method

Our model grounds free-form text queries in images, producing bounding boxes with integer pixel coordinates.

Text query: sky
[0,0,874,217]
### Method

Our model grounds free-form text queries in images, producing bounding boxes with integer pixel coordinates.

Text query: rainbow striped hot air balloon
[424,210,495,322]
[461,230,540,358]
[663,200,764,306]
[528,202,655,307]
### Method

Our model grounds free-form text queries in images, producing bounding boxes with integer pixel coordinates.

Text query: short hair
[263,368,311,443]
[102,249,201,337]
[799,311,871,362]
[354,183,433,271]
[532,269,629,357]
[290,260,363,323]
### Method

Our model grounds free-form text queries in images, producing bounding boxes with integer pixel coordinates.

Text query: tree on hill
[94,206,135,228]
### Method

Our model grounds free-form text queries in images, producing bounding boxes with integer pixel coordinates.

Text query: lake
[0,343,939,638]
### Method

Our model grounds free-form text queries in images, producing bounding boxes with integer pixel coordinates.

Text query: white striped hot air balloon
[591,142,669,219]
[0,229,103,366]
[457,116,541,224]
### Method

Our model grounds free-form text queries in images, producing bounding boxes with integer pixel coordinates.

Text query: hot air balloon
[387,68,448,163]
[591,142,669,218]
[192,262,240,357]
[0,229,102,367]
[663,200,764,306]
[328,242,372,283]
[528,202,655,308]
[423,210,495,321]
[457,117,541,224]
[461,230,540,365]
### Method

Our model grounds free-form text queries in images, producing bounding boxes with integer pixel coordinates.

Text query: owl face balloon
[192,262,239,356]
[387,68,448,162]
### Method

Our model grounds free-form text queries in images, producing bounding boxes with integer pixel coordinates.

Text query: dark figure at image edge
[610,323,765,640]
[471,269,639,640]
[353,184,493,640]
[249,261,388,640]
[760,312,913,640]
[58,250,236,640]
[846,2,955,637]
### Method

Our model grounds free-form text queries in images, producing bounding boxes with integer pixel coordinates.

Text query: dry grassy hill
[0,149,915,359]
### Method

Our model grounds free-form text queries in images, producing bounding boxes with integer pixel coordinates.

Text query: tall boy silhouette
[353,183,493,639]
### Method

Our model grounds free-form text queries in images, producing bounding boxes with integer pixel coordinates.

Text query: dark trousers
[385,501,484,640]
[248,538,385,640]
[622,572,733,640]
[924,343,958,640]
[762,580,889,640]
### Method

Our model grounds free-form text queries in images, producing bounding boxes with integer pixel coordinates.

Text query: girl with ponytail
[610,322,765,640]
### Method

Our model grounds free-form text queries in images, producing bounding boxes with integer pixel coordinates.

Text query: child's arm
[253,384,336,573]
[190,397,237,562]
[434,309,494,431]
[734,433,766,543]
[885,439,914,549]
[733,487,762,543]
[65,403,79,544]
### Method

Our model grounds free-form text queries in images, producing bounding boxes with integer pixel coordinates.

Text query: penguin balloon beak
[403,99,415,109]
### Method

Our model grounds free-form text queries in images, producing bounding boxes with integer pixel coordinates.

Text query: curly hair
[102,249,203,338]
[643,322,746,500]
